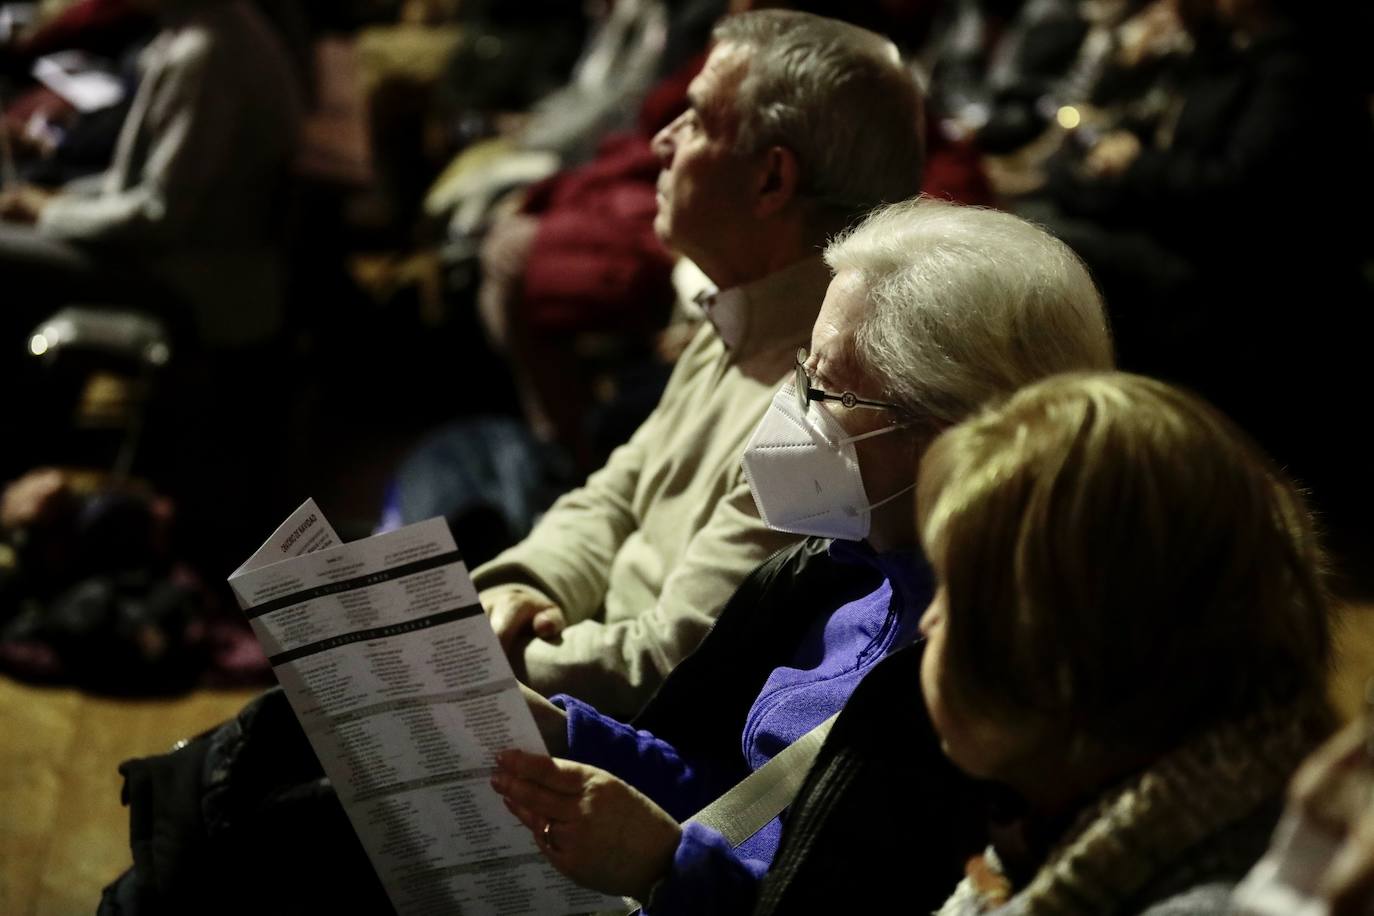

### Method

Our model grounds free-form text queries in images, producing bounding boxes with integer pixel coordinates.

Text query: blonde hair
[825,198,1115,437]
[917,372,1331,752]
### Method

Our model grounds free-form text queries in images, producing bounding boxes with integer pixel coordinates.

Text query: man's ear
[753,145,801,218]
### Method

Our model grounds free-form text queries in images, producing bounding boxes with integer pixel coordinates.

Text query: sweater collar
[693,256,831,360]
[940,693,1331,915]
[828,538,933,614]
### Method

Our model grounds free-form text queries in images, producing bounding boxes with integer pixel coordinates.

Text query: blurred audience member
[418,0,718,244]
[930,0,1092,153]
[472,51,701,463]
[1026,0,1372,339]
[353,0,595,234]
[0,0,153,73]
[0,0,304,350]
[1005,0,1374,539]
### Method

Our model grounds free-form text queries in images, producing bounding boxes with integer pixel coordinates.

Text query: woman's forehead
[809,271,871,383]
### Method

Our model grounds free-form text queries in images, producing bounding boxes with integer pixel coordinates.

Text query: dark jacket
[633,537,988,916]
[99,685,388,916]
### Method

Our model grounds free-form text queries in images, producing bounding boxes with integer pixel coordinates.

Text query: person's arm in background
[1053,47,1313,222]
[37,26,235,243]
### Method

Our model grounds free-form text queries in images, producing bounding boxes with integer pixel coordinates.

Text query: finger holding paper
[521,682,569,756]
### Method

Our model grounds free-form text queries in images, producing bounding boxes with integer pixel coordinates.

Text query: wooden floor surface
[1,603,1371,916]
[0,680,260,916]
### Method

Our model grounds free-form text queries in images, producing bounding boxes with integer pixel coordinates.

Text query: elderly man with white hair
[472,9,926,718]
[490,198,1116,915]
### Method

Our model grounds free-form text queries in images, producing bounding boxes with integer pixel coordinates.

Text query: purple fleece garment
[553,540,932,915]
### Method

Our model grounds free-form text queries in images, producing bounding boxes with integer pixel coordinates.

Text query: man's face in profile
[649,43,757,268]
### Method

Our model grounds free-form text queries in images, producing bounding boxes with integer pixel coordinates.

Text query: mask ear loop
[839,421,909,446]
[838,421,917,512]
[867,480,916,511]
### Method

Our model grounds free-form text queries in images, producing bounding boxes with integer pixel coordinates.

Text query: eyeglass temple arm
[813,391,893,411]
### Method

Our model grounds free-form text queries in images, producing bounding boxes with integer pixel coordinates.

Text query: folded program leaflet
[228,500,621,916]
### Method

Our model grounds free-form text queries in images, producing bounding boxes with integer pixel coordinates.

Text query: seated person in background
[490,198,1116,914]
[915,371,1334,915]
[1006,0,1374,550]
[0,0,154,75]
[0,0,304,351]
[1233,714,1374,916]
[472,9,927,719]
[1021,0,1374,377]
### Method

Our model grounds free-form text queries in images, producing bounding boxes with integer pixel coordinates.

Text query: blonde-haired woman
[916,372,1334,915]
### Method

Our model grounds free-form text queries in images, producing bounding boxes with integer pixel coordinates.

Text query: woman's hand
[491,750,681,900]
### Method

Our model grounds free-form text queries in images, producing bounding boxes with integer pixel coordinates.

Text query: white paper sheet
[31,51,125,113]
[231,497,340,576]
[229,501,621,916]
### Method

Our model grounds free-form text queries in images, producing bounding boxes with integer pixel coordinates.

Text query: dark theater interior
[2,1,1372,913]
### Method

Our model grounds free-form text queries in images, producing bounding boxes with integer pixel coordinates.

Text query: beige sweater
[472,257,831,716]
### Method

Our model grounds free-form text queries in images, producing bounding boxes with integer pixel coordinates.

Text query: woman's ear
[753,145,802,218]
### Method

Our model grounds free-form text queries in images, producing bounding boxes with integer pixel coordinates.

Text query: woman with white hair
[916,372,1334,915]
[490,198,1115,914]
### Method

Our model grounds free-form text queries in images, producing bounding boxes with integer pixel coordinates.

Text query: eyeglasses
[794,347,902,416]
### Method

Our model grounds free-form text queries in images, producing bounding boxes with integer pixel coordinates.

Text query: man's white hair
[824,197,1115,431]
[712,10,924,223]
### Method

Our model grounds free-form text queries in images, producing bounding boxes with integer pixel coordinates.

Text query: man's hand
[491,750,681,900]
[481,584,568,654]
[0,185,56,224]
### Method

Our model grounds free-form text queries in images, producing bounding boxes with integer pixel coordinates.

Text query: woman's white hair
[824,197,1115,431]
[712,10,924,222]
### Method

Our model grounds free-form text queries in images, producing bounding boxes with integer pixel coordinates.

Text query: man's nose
[651,116,681,162]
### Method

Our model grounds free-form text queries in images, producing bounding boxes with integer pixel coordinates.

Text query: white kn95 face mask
[741,381,913,542]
